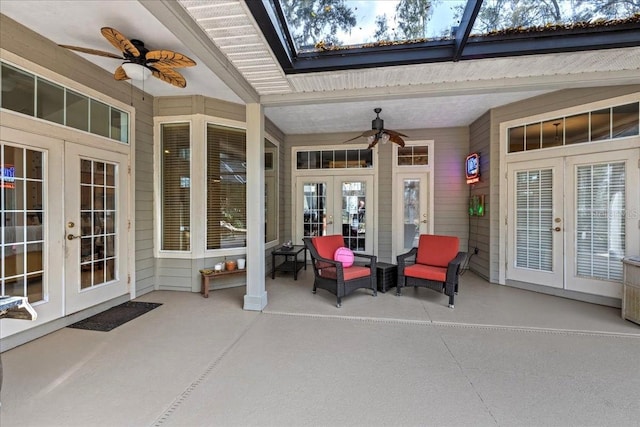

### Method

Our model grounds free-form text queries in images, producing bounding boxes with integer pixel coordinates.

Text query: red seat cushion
[312,235,346,260]
[415,235,459,268]
[404,264,447,282]
[318,265,371,281]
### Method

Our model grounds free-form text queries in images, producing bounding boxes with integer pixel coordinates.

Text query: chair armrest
[446,252,468,283]
[397,247,418,274]
[354,253,376,270]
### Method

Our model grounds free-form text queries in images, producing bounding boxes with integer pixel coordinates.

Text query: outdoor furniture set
[303,233,466,308]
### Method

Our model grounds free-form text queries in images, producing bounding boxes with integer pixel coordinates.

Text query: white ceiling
[2,0,639,135]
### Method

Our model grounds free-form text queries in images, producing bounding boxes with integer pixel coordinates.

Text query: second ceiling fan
[343,108,408,149]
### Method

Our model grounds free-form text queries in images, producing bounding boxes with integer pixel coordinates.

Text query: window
[1,61,130,143]
[296,149,372,169]
[397,145,428,166]
[161,123,191,251]
[207,124,246,250]
[265,139,278,244]
[508,102,639,153]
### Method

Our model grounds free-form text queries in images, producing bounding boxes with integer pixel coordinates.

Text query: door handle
[550,227,561,232]
[67,234,81,240]
[420,220,427,223]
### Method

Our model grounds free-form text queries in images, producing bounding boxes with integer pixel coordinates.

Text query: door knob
[553,227,561,232]
[67,234,81,240]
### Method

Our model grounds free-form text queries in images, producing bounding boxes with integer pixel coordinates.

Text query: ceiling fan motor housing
[372,116,383,131]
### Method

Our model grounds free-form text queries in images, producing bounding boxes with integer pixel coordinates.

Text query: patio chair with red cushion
[303,235,377,307]
[396,234,467,308]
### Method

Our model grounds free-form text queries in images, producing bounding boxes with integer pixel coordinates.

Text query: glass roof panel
[471,0,640,35]
[278,0,467,53]
[249,0,640,74]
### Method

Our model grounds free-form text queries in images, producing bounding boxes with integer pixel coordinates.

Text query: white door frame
[499,93,640,286]
[0,127,64,338]
[391,140,434,261]
[506,158,565,287]
[64,142,131,314]
[294,174,375,253]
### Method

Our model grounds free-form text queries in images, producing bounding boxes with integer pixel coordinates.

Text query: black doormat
[68,301,162,332]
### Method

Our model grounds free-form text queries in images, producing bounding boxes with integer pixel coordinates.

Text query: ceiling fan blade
[151,67,187,88]
[367,135,380,150]
[58,44,123,59]
[341,129,378,143]
[388,133,405,147]
[385,128,409,138]
[114,65,130,81]
[146,50,197,68]
[101,27,140,57]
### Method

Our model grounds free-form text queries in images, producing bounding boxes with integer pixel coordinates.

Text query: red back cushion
[312,235,346,260]
[415,234,459,268]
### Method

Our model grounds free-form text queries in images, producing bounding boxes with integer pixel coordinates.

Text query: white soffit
[178,0,292,95]
[287,47,640,94]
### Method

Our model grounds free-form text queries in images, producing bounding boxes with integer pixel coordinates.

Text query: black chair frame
[396,247,466,308]
[303,237,377,307]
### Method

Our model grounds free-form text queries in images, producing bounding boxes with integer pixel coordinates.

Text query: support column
[243,103,267,311]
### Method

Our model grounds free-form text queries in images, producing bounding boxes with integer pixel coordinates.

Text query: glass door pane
[1,144,44,302]
[339,180,367,251]
[79,160,117,288]
[402,178,420,249]
[303,181,328,238]
[515,169,554,272]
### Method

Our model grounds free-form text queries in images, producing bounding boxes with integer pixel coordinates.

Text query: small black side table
[376,262,397,293]
[272,245,307,280]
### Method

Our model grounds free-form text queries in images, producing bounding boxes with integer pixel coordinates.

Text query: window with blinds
[515,169,553,271]
[265,140,277,244]
[207,124,246,250]
[161,123,191,251]
[576,162,625,281]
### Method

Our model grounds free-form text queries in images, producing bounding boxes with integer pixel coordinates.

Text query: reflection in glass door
[79,160,117,288]
[340,180,367,251]
[302,181,329,238]
[1,144,45,302]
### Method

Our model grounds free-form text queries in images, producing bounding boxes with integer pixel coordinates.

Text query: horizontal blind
[207,124,246,250]
[515,169,553,271]
[161,123,191,251]
[576,162,625,281]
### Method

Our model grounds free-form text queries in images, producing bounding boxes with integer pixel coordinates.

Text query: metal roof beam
[453,0,483,62]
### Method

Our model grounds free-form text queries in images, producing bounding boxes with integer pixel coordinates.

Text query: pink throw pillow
[334,247,354,268]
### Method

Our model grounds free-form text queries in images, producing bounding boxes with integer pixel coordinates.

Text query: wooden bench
[199,269,246,298]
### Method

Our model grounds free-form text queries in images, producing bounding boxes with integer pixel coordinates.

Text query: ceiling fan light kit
[343,107,408,149]
[58,27,196,88]
[121,62,151,80]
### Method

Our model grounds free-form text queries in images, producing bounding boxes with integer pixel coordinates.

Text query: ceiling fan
[343,107,408,149]
[58,27,196,88]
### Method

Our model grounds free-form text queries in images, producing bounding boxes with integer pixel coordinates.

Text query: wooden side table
[200,269,246,298]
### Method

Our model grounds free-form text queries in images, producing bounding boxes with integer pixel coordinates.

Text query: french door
[64,142,130,314]
[295,175,374,253]
[507,149,639,298]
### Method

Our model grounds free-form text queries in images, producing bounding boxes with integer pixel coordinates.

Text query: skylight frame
[246,0,640,75]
